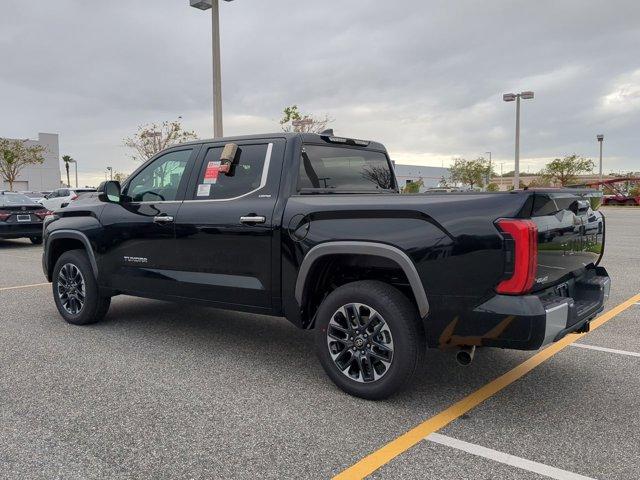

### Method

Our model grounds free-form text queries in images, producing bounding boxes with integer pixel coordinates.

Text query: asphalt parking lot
[1,206,639,480]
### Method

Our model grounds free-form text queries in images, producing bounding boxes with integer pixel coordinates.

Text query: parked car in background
[41,188,97,211]
[0,191,52,244]
[19,191,47,204]
[60,190,100,208]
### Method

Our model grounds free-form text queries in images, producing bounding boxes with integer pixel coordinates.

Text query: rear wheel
[30,236,43,245]
[314,280,425,400]
[52,249,110,325]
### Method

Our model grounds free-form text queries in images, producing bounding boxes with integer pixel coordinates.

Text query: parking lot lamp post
[503,91,534,189]
[106,167,113,181]
[485,151,492,189]
[190,0,234,138]
[597,134,604,188]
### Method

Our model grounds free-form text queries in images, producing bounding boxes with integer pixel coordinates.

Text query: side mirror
[98,181,121,203]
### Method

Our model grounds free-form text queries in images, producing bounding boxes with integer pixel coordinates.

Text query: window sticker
[197,184,211,197]
[204,161,221,184]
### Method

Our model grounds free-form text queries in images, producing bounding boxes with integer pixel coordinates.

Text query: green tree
[486,182,500,192]
[62,155,73,187]
[124,116,197,162]
[0,138,46,191]
[402,179,424,194]
[113,171,129,183]
[526,176,552,188]
[450,157,494,190]
[540,155,594,186]
[280,105,332,133]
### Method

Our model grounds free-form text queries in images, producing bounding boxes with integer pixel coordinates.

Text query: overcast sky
[1,0,639,186]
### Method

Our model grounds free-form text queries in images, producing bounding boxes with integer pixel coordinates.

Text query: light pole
[485,151,492,189]
[67,159,78,188]
[503,91,534,189]
[106,167,113,181]
[190,0,234,138]
[597,134,604,186]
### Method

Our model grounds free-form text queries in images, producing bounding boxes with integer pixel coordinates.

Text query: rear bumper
[0,223,43,239]
[430,266,610,350]
[471,266,610,350]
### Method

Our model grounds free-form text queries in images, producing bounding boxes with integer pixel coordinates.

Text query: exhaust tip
[456,346,476,366]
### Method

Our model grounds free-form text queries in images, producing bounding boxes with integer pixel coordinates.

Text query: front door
[172,139,284,311]
[99,146,199,297]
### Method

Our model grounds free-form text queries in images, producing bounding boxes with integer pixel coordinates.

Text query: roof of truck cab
[178,132,386,151]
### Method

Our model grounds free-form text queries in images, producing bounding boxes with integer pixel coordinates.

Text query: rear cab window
[298,144,396,193]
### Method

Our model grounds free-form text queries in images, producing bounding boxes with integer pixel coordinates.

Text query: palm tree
[62,155,73,187]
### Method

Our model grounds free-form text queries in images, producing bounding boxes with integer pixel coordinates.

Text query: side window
[125,149,193,202]
[193,143,269,200]
[60,189,70,197]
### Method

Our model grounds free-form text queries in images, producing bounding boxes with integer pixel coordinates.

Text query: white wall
[1,133,60,191]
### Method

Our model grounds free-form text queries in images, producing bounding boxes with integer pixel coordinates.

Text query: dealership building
[1,132,60,192]
[393,164,450,192]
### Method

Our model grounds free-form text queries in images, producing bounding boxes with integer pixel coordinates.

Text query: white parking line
[570,343,640,358]
[0,283,50,292]
[426,433,595,480]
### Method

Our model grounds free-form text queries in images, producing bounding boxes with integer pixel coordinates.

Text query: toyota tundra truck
[42,132,610,399]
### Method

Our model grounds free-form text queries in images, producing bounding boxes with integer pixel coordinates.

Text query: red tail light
[70,194,79,201]
[496,219,538,295]
[0,212,10,221]
[34,209,54,220]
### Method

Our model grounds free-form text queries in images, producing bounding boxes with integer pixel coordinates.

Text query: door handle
[153,215,174,224]
[240,215,266,225]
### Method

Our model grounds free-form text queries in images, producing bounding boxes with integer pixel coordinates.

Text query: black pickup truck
[42,132,610,399]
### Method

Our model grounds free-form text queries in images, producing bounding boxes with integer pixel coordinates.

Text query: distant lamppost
[106,167,113,181]
[597,134,604,186]
[67,158,78,188]
[503,91,534,189]
[485,151,492,189]
[190,0,235,138]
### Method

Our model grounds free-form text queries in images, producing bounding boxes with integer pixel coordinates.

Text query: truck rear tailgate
[528,191,604,292]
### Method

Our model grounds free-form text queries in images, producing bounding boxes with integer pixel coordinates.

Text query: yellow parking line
[334,292,640,480]
[0,253,40,261]
[0,282,50,292]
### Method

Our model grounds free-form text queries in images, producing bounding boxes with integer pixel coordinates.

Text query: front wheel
[52,249,111,325]
[314,280,425,400]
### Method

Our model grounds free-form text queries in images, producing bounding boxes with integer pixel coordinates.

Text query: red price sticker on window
[204,161,221,184]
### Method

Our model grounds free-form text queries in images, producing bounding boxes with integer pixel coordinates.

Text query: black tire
[314,280,425,400]
[52,249,110,325]
[30,236,43,245]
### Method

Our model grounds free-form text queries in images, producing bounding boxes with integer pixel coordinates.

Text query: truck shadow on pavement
[93,296,540,404]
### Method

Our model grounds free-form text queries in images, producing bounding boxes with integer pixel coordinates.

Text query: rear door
[99,146,199,297]
[172,139,285,310]
[530,192,604,291]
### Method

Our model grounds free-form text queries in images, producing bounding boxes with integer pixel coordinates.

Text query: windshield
[0,193,35,206]
[298,145,396,192]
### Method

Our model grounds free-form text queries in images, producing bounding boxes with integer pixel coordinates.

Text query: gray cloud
[1,0,639,184]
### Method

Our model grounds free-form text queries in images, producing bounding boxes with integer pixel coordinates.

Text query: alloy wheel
[326,303,394,383]
[57,263,86,315]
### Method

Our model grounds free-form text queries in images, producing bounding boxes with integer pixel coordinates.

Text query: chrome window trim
[127,142,275,205]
